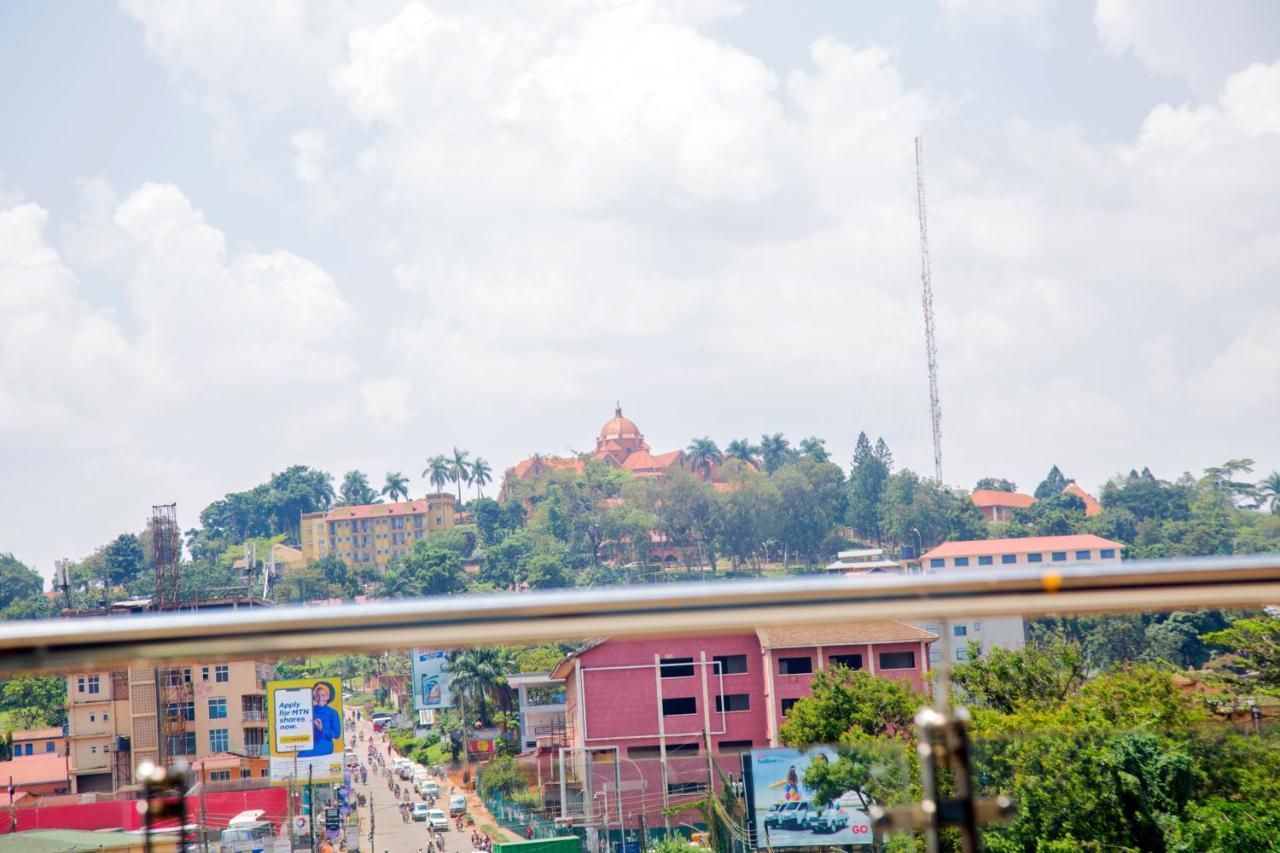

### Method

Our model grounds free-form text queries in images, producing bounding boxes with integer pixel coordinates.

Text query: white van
[220,810,276,853]
[417,777,439,798]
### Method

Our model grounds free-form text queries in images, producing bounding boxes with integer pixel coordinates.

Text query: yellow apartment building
[299,493,456,571]
[66,660,274,793]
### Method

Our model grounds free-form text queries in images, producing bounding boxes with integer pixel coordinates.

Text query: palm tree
[450,447,472,503]
[686,437,723,480]
[423,455,451,495]
[1258,471,1280,514]
[799,436,829,463]
[470,458,493,499]
[726,439,759,466]
[447,648,515,723]
[382,471,410,503]
[339,470,380,506]
[759,433,793,473]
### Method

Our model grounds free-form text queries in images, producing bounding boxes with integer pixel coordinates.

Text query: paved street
[345,715,487,853]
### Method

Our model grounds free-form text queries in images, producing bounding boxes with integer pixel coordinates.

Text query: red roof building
[920,534,1124,567]
[970,484,1104,521]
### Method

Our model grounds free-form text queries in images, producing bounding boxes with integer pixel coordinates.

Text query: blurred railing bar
[0,554,1277,674]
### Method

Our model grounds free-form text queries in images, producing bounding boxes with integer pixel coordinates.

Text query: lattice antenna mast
[151,504,181,611]
[915,137,943,483]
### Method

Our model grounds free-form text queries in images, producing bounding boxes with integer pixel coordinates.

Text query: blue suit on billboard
[298,681,342,757]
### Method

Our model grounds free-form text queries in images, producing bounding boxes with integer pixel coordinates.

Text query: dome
[599,404,642,440]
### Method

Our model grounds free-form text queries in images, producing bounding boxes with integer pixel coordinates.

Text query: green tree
[686,437,723,479]
[847,432,891,542]
[1032,465,1071,499]
[381,471,410,503]
[878,470,983,552]
[798,436,829,463]
[470,457,493,499]
[102,533,147,586]
[0,676,67,727]
[779,668,922,746]
[758,433,795,474]
[725,439,759,466]
[450,447,472,503]
[448,647,517,723]
[0,554,44,610]
[524,554,571,589]
[424,455,452,495]
[974,477,1017,492]
[1257,471,1280,514]
[951,641,1086,714]
[772,458,845,567]
[379,543,467,598]
[1204,615,1280,688]
[339,470,380,506]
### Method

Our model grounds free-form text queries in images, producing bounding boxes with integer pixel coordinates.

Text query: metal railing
[0,555,1276,673]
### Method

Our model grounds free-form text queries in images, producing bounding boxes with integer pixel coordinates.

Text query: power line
[914,137,943,483]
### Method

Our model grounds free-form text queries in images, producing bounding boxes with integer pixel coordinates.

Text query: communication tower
[915,137,944,482]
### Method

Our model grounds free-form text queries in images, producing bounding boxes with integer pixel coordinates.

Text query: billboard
[746,747,872,847]
[268,677,345,783]
[412,649,453,710]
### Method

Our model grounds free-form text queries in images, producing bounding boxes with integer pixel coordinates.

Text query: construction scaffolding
[151,503,180,611]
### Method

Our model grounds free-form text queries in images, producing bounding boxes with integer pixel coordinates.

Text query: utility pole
[368,789,375,851]
[308,764,316,853]
[199,766,209,853]
[914,136,944,483]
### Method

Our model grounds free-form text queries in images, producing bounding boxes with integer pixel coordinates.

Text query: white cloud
[1189,308,1280,416]
[361,375,413,425]
[291,128,328,184]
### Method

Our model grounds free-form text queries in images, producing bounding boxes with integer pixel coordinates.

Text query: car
[417,778,439,798]
[427,809,449,830]
[448,794,467,816]
[763,802,801,831]
[412,803,432,822]
[806,807,849,834]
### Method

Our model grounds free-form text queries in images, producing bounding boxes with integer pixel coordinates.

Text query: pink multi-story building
[539,622,935,831]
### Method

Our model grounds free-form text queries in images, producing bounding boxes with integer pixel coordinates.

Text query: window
[240,769,250,779]
[878,651,917,670]
[209,770,232,782]
[260,769,269,777]
[215,665,229,683]
[1051,551,1067,562]
[202,667,209,681]
[954,557,970,567]
[1101,548,1116,559]
[929,558,945,568]
[88,675,101,694]
[712,654,748,675]
[973,622,982,632]
[210,729,229,752]
[660,658,695,678]
[629,743,698,758]
[89,714,96,722]
[780,698,798,716]
[828,654,862,670]
[1001,554,1017,565]
[208,698,227,719]
[668,781,707,794]
[718,740,754,754]
[166,733,196,755]
[45,742,54,752]
[103,713,109,720]
[715,694,750,713]
[1027,553,1043,563]
[954,625,967,637]
[778,657,813,675]
[978,555,993,566]
[661,697,697,716]
[1075,550,1092,560]
[956,648,970,662]
[90,746,96,754]
[166,701,195,721]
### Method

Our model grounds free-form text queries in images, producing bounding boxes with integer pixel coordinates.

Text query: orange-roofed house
[916,534,1124,663]
[299,494,456,572]
[0,753,70,798]
[1063,483,1103,516]
[970,490,1036,521]
[10,728,65,759]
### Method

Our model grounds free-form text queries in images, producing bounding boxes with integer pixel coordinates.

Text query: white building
[507,672,567,752]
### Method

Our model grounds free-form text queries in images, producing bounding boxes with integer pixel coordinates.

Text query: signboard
[746,747,872,847]
[413,649,454,710]
[268,678,345,784]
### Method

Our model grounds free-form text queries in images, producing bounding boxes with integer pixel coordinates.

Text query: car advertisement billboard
[412,649,453,710]
[268,677,345,783]
[747,747,872,847]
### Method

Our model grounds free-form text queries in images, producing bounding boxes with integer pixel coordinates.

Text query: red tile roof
[0,754,68,787]
[12,728,63,742]
[322,497,453,521]
[756,621,937,647]
[970,490,1036,509]
[921,534,1124,561]
[1063,483,1103,516]
[510,456,585,479]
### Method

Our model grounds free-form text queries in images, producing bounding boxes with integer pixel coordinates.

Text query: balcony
[241,709,267,725]
[242,744,268,757]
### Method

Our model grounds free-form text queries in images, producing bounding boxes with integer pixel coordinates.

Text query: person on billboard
[299,681,342,757]
[769,765,803,802]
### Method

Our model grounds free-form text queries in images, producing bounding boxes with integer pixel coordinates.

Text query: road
[344,715,483,853]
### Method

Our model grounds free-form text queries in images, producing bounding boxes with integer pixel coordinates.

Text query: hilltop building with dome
[504,404,687,491]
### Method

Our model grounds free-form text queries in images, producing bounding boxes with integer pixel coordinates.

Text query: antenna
[151,504,180,611]
[915,137,943,483]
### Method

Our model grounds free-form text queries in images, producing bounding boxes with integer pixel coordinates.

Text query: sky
[2,0,1279,578]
